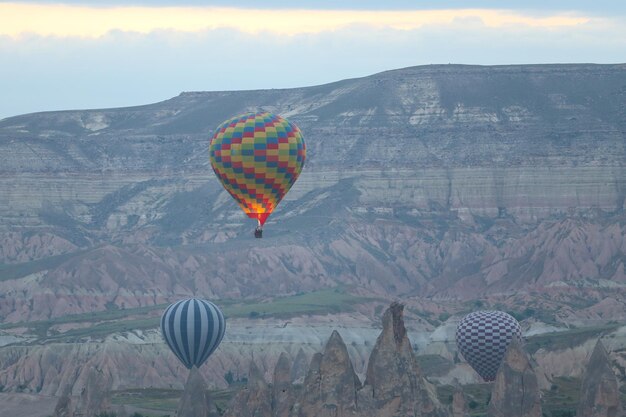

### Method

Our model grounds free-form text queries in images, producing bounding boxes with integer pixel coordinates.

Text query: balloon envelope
[209,111,306,226]
[455,310,522,381]
[160,298,226,369]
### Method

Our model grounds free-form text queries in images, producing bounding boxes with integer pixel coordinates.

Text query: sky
[0,1,625,120]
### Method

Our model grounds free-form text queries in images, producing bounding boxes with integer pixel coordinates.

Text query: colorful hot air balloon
[160,298,226,369]
[455,310,522,382]
[209,111,306,238]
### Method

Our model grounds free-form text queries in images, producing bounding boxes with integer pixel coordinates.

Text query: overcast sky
[1,1,625,120]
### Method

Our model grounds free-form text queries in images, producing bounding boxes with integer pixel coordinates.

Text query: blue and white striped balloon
[160,298,226,369]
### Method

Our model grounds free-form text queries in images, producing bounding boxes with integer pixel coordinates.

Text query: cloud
[0,6,624,119]
[1,3,593,38]
[8,0,626,14]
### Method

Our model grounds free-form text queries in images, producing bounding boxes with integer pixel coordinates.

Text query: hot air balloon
[455,310,522,382]
[209,111,306,238]
[160,298,226,369]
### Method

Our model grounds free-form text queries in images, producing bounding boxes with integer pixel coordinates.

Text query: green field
[112,388,181,413]
[0,249,91,282]
[540,376,581,417]
[222,287,367,318]
[110,386,243,416]
[0,287,370,343]
[110,376,611,417]
[525,324,620,354]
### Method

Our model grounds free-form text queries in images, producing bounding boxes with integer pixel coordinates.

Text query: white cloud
[0,3,593,38]
[0,15,624,119]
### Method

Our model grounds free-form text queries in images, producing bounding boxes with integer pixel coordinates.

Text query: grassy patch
[525,324,619,354]
[42,317,162,342]
[2,288,369,343]
[112,388,180,413]
[541,376,579,417]
[437,378,584,417]
[111,386,239,415]
[415,355,455,378]
[436,383,491,417]
[223,287,368,319]
[0,303,168,338]
[0,249,90,281]
[506,307,559,326]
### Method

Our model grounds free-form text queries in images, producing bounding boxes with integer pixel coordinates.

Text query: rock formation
[52,385,73,417]
[451,383,469,417]
[272,352,295,417]
[2,64,626,324]
[52,364,113,417]
[361,302,448,417]
[290,348,308,384]
[176,366,217,417]
[191,304,626,417]
[576,339,622,417]
[487,337,541,417]
[294,330,361,417]
[2,65,626,399]
[82,366,113,416]
[223,360,272,417]
[290,353,322,417]
[222,302,451,417]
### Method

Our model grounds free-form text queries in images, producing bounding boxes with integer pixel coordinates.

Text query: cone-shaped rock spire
[487,337,541,417]
[576,339,622,417]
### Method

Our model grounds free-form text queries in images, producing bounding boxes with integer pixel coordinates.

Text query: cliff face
[1,64,625,323]
[1,64,626,396]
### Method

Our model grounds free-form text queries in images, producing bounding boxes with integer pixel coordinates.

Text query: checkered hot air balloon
[160,298,226,369]
[455,310,522,382]
[209,112,306,237]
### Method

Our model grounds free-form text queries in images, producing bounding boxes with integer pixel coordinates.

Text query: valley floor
[0,392,56,417]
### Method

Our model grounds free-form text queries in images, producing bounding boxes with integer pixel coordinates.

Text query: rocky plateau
[0,63,625,415]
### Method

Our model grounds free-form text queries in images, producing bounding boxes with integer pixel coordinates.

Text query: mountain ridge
[0,63,625,338]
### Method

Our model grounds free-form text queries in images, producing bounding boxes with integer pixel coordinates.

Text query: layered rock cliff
[1,63,626,400]
[1,65,625,314]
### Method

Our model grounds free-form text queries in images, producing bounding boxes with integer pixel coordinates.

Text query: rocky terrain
[1,64,625,313]
[220,303,449,417]
[487,337,542,417]
[208,304,621,417]
[0,63,625,414]
[576,340,622,417]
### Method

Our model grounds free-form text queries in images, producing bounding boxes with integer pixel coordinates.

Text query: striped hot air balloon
[455,310,522,382]
[209,111,306,237]
[160,298,226,369]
